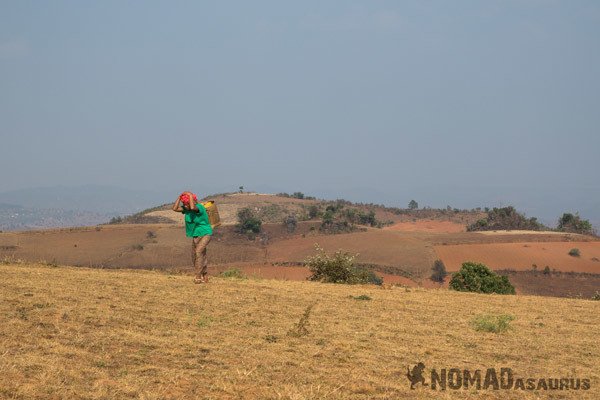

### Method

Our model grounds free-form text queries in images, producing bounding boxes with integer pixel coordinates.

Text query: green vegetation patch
[472,314,515,333]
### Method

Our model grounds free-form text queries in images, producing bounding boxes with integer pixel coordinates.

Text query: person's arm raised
[187,192,198,211]
[172,195,183,212]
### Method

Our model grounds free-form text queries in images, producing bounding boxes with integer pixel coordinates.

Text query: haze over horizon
[1,1,599,226]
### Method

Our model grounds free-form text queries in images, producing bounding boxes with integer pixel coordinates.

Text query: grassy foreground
[1,263,599,399]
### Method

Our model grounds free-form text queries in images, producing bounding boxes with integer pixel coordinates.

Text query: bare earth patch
[384,220,466,233]
[435,241,600,273]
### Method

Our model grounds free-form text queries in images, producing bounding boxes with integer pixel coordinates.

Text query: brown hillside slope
[1,263,599,399]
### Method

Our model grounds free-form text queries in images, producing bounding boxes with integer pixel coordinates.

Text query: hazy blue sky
[1,1,599,222]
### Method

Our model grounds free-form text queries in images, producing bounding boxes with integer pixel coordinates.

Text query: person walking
[172,191,213,283]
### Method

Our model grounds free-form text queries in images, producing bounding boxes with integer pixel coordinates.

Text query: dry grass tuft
[1,262,599,399]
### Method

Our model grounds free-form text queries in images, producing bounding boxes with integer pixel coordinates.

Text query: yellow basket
[201,201,221,228]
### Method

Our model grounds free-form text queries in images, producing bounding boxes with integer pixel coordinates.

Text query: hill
[1,193,599,298]
[120,192,486,227]
[1,262,598,399]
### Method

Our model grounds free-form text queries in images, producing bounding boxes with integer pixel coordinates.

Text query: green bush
[557,213,594,235]
[283,214,297,233]
[449,262,515,294]
[472,314,515,333]
[543,266,551,275]
[237,207,262,234]
[308,205,320,219]
[568,248,581,257]
[349,294,372,301]
[306,246,383,285]
[220,268,246,279]
[467,206,544,232]
[430,259,447,283]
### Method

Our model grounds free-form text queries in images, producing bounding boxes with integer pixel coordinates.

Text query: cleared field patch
[384,219,465,233]
[435,241,600,273]
[1,262,599,399]
[475,230,568,236]
[267,229,436,277]
[497,270,600,298]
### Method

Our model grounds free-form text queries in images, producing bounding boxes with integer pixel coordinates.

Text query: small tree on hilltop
[467,206,543,232]
[431,259,448,283]
[557,213,594,235]
[408,200,419,210]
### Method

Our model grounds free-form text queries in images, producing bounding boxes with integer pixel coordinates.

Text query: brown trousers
[192,235,212,278]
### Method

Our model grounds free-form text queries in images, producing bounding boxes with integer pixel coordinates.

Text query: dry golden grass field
[2,262,599,399]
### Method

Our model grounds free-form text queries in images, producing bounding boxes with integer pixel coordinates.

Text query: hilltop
[2,262,598,399]
[112,192,486,227]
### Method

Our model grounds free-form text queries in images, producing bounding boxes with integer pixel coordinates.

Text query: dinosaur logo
[406,362,428,389]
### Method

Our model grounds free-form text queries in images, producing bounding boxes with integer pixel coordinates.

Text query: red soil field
[384,219,465,233]
[267,229,435,276]
[434,241,600,273]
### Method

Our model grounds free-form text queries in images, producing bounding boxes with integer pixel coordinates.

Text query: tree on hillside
[238,186,244,193]
[308,205,320,219]
[431,260,447,283]
[467,206,544,232]
[557,213,594,235]
[284,214,297,233]
[408,200,419,210]
[237,207,261,234]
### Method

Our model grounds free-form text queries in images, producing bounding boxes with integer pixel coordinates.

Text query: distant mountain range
[0,186,170,231]
[0,203,111,231]
[0,185,169,214]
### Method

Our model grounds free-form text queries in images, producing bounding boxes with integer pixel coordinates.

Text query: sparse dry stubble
[1,262,599,399]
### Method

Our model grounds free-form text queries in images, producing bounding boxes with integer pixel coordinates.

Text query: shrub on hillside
[220,268,246,279]
[543,266,551,275]
[472,314,515,333]
[430,259,447,283]
[283,214,297,233]
[568,248,581,257]
[308,205,320,219]
[467,206,544,232]
[319,210,355,234]
[557,213,594,235]
[319,204,382,233]
[306,246,383,285]
[237,207,262,234]
[449,262,515,294]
